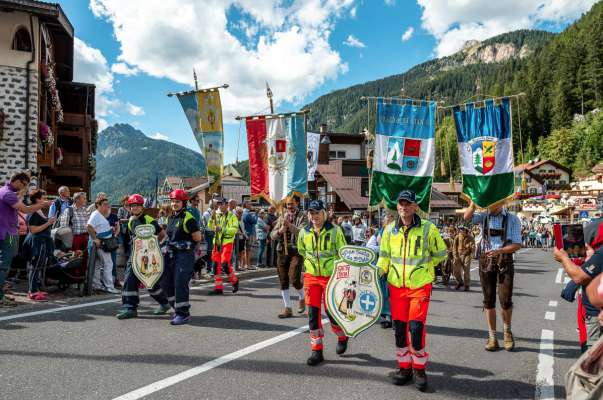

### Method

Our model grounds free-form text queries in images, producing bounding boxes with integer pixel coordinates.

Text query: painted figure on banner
[131,224,164,289]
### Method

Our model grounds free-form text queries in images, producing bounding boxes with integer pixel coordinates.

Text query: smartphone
[554,223,586,259]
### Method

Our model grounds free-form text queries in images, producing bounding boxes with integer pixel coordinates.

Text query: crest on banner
[130,224,164,289]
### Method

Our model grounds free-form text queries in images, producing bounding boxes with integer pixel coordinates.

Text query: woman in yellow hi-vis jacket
[297,200,348,366]
[378,190,447,392]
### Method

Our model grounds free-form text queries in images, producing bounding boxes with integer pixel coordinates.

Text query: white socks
[281,289,292,308]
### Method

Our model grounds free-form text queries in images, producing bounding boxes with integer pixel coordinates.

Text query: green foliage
[537,111,603,175]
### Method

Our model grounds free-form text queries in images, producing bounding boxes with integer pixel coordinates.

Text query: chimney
[318,123,329,164]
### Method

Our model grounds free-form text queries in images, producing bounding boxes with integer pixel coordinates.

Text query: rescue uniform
[121,214,169,311]
[297,221,348,352]
[377,215,447,372]
[162,209,200,317]
[452,230,475,290]
[207,210,239,292]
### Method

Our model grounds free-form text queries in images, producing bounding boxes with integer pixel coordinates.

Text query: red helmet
[128,194,144,205]
[169,189,189,201]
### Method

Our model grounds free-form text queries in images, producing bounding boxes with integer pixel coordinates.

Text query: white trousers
[93,248,115,290]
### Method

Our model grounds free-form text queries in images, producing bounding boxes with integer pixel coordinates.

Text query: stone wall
[0,65,38,181]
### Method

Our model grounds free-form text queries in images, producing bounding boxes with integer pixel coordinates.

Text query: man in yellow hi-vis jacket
[207,197,239,295]
[378,189,447,392]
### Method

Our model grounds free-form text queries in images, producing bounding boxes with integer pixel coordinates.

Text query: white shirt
[87,210,111,234]
[352,223,367,243]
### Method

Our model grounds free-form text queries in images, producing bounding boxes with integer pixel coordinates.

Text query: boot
[503,330,515,351]
[153,303,171,315]
[485,337,500,351]
[232,280,239,294]
[464,285,470,291]
[306,350,324,366]
[380,316,392,329]
[297,299,306,314]
[335,338,348,355]
[116,308,138,320]
[208,289,224,296]
[414,369,428,392]
[278,307,293,318]
[388,368,412,386]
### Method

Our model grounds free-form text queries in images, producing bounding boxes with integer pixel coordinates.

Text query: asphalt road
[0,248,583,399]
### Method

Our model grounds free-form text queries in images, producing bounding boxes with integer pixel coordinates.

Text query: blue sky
[57,0,596,166]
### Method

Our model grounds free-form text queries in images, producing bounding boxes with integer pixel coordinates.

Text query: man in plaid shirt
[60,192,90,260]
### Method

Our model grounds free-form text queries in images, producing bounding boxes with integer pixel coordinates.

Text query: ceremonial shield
[130,224,164,288]
[326,246,382,338]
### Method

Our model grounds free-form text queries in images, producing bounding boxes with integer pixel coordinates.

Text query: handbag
[100,236,119,252]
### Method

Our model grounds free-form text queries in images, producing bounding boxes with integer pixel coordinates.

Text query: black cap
[308,200,325,211]
[397,189,416,204]
[214,197,226,204]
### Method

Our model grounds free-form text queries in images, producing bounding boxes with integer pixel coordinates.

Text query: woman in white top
[351,217,367,245]
[87,198,118,293]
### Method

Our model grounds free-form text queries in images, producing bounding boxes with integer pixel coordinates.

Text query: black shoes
[208,289,224,295]
[232,280,239,293]
[389,368,413,386]
[414,369,428,392]
[307,350,324,366]
[380,318,393,329]
[389,368,427,391]
[335,339,348,355]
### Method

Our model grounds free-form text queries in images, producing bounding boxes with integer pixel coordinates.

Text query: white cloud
[350,6,356,18]
[111,62,139,76]
[149,132,169,141]
[343,34,366,48]
[89,0,354,120]
[384,0,395,5]
[125,102,145,116]
[97,118,108,132]
[401,26,414,41]
[417,0,598,57]
[73,37,114,117]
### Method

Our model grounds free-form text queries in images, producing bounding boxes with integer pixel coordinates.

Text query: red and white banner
[245,115,307,204]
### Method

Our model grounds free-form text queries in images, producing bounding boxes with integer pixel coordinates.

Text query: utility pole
[266,82,274,114]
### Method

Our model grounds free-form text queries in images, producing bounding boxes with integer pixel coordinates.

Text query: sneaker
[116,309,138,319]
[170,315,190,325]
[389,368,412,386]
[306,350,324,366]
[153,304,171,315]
[232,280,239,294]
[336,339,348,355]
[380,318,393,329]
[503,331,515,351]
[208,289,224,296]
[28,292,49,302]
[0,296,17,307]
[297,299,306,314]
[114,280,123,289]
[105,287,120,294]
[485,337,500,351]
[278,307,293,318]
[414,369,428,392]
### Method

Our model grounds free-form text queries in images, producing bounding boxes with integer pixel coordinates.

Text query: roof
[513,159,571,174]
[181,176,208,189]
[592,162,603,174]
[431,182,463,193]
[224,164,242,178]
[0,0,73,37]
[317,164,368,209]
[430,189,461,209]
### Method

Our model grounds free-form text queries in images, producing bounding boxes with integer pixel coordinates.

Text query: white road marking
[555,268,563,284]
[535,329,555,400]
[548,301,558,308]
[0,275,277,323]
[112,318,330,400]
[564,276,571,284]
[544,311,556,321]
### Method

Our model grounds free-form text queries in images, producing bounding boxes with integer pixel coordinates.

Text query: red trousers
[304,273,347,351]
[211,242,238,290]
[389,284,432,370]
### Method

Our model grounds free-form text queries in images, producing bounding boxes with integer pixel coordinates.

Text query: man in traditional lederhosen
[271,196,307,318]
[464,202,522,351]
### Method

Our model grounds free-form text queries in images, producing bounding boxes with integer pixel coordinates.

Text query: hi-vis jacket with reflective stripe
[377,215,447,289]
[297,222,347,277]
[208,211,239,245]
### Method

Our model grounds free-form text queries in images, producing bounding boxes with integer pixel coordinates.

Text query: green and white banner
[453,98,514,208]
[370,98,436,213]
